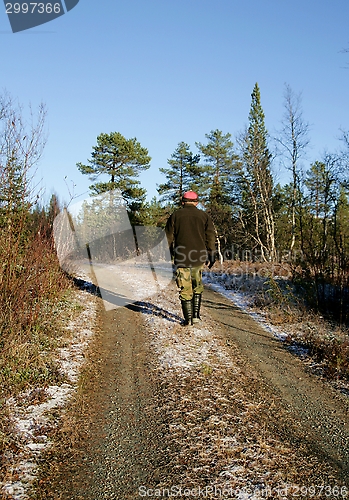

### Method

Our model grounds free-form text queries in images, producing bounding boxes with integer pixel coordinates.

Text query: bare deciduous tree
[0,91,47,293]
[275,84,310,252]
[0,91,47,214]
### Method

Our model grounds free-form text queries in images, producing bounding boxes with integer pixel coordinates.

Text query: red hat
[182,190,198,201]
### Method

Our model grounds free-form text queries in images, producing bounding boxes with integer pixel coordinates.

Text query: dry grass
[206,260,349,383]
[0,227,75,479]
[157,367,337,494]
[0,234,73,397]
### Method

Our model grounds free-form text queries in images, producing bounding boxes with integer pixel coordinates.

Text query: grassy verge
[206,261,349,383]
[0,230,76,478]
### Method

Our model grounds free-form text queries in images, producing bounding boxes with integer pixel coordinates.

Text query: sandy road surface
[203,287,349,482]
[33,283,349,499]
[34,299,170,500]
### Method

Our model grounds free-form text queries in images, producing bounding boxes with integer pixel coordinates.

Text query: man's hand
[206,252,215,269]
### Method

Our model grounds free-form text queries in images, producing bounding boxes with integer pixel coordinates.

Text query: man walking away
[165,191,216,326]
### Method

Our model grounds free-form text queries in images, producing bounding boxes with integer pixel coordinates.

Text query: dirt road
[34,283,349,499]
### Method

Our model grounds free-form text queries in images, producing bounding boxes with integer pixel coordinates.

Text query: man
[165,191,216,326]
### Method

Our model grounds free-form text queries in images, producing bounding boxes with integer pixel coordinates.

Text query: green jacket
[165,204,216,268]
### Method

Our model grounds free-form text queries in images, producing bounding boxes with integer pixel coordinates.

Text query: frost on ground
[1,262,344,499]
[202,272,289,341]
[203,270,349,396]
[1,287,97,500]
[140,289,321,497]
[115,265,337,497]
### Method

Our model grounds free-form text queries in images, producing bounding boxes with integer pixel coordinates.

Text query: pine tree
[196,129,240,202]
[46,193,61,226]
[141,197,170,228]
[305,161,337,219]
[239,83,276,261]
[157,142,200,207]
[196,130,241,252]
[77,132,151,222]
[303,158,339,269]
[0,157,27,221]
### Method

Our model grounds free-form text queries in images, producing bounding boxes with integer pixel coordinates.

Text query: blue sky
[1,0,349,206]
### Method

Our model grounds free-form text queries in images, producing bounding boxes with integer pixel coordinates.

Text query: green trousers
[176,265,204,301]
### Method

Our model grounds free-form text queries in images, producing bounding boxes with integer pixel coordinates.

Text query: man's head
[182,191,198,206]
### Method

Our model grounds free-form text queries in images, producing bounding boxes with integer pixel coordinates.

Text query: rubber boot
[181,299,193,326]
[192,293,202,324]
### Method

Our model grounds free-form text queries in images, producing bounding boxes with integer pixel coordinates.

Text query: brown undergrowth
[0,230,74,480]
[206,260,349,384]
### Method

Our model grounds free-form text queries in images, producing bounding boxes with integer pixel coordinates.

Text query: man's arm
[205,215,217,252]
[205,215,217,268]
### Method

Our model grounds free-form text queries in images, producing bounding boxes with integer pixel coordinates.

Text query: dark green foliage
[196,130,241,251]
[77,131,151,222]
[290,155,349,321]
[238,83,276,261]
[196,129,240,204]
[140,196,171,228]
[157,141,200,207]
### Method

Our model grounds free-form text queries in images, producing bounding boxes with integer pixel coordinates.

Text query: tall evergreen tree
[196,130,241,251]
[239,83,276,261]
[303,158,340,267]
[196,129,240,202]
[157,142,200,207]
[77,132,151,222]
[306,161,334,218]
[0,156,27,211]
[46,193,61,225]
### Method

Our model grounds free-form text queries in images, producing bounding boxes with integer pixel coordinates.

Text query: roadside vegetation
[205,260,349,387]
[77,83,349,327]
[0,94,74,475]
